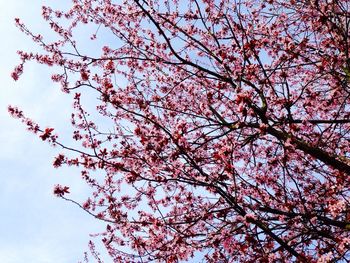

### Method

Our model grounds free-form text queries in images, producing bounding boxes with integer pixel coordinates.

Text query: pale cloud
[0,1,108,262]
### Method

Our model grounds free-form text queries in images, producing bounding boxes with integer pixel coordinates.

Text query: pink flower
[11,64,23,81]
[80,70,89,81]
[53,154,65,168]
[40,127,54,141]
[53,184,70,197]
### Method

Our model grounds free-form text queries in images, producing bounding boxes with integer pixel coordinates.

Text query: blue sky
[0,1,108,262]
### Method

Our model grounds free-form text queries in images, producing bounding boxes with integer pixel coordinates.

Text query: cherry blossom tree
[10,0,350,261]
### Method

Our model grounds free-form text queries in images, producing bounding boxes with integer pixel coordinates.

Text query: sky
[0,1,108,262]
